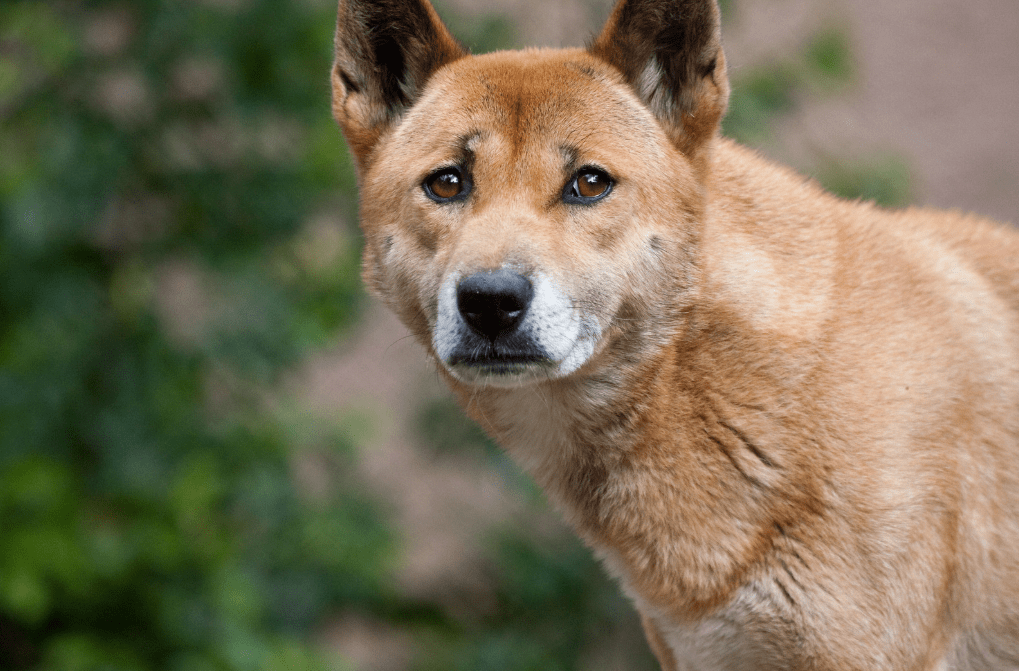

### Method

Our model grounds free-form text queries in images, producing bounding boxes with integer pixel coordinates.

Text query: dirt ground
[306,0,1019,666]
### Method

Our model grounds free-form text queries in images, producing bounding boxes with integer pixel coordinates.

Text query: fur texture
[331,0,1019,668]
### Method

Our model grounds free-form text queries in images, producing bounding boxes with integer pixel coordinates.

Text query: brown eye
[424,167,469,202]
[578,171,609,198]
[565,168,613,204]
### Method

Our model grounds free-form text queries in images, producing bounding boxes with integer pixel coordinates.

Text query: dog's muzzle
[432,268,600,386]
[447,269,550,370]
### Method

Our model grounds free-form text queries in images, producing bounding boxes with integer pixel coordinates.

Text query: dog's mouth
[449,351,550,369]
[445,339,555,383]
[440,330,601,388]
[451,358,553,379]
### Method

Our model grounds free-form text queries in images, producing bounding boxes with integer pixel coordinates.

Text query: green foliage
[813,154,913,208]
[803,27,855,88]
[723,25,855,145]
[442,10,517,53]
[717,0,736,22]
[416,397,498,460]
[723,64,801,146]
[722,17,909,206]
[0,0,382,668]
[470,532,657,671]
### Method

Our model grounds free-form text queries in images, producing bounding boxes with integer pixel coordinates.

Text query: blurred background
[1,0,1016,669]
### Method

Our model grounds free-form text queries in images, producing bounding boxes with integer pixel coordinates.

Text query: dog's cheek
[603,231,695,350]
[358,234,390,300]
[383,248,438,347]
[356,223,433,337]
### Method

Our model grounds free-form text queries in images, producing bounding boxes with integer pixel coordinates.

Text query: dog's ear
[591,0,729,159]
[332,0,466,167]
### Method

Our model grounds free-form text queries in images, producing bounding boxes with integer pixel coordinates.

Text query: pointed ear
[590,0,729,159]
[332,0,466,167]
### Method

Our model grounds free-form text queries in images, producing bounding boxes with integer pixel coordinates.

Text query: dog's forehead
[398,49,661,152]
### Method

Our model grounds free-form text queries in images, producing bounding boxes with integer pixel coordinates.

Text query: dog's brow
[559,144,580,174]
[455,130,484,154]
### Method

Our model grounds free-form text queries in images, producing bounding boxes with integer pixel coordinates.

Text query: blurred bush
[0,0,912,670]
[0,1,383,669]
[723,24,856,146]
[814,154,912,208]
[723,20,912,207]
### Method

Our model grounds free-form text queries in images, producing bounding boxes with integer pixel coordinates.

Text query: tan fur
[331,0,1019,668]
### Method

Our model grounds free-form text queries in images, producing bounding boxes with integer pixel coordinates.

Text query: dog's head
[332,0,729,387]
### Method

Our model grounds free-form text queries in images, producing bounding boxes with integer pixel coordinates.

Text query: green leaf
[804,26,855,88]
[723,64,801,145]
[0,563,51,624]
[814,155,913,207]
[265,638,331,671]
[1,457,74,515]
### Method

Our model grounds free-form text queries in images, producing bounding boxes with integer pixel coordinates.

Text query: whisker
[383,332,425,357]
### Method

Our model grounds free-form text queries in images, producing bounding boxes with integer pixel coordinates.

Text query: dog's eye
[424,167,469,202]
[565,168,613,204]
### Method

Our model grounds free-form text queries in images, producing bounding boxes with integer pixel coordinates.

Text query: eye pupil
[572,169,611,201]
[425,168,464,200]
[578,173,604,198]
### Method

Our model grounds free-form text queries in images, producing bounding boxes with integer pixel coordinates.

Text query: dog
[330,0,1019,668]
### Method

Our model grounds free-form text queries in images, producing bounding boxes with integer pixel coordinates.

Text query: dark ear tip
[588,0,728,156]
[332,0,465,108]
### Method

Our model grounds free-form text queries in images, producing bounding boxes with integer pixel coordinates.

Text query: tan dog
[330,0,1019,668]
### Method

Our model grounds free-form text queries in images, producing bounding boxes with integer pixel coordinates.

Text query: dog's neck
[444,305,832,621]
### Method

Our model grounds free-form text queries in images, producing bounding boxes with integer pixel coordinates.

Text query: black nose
[456,270,533,342]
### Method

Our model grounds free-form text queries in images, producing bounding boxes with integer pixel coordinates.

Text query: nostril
[496,294,525,316]
[456,270,533,342]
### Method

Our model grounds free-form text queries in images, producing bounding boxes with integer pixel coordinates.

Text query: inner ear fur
[590,0,729,159]
[332,0,466,166]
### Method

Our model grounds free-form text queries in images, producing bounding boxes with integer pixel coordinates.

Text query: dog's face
[332,0,729,387]
[360,51,702,387]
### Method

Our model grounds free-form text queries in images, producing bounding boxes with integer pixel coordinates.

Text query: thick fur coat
[330,0,1019,668]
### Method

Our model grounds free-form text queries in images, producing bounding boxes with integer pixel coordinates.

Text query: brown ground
[307,1,1019,667]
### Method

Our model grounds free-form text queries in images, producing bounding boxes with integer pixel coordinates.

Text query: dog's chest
[661,616,757,671]
[638,589,800,671]
[659,612,778,671]
[485,386,820,669]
